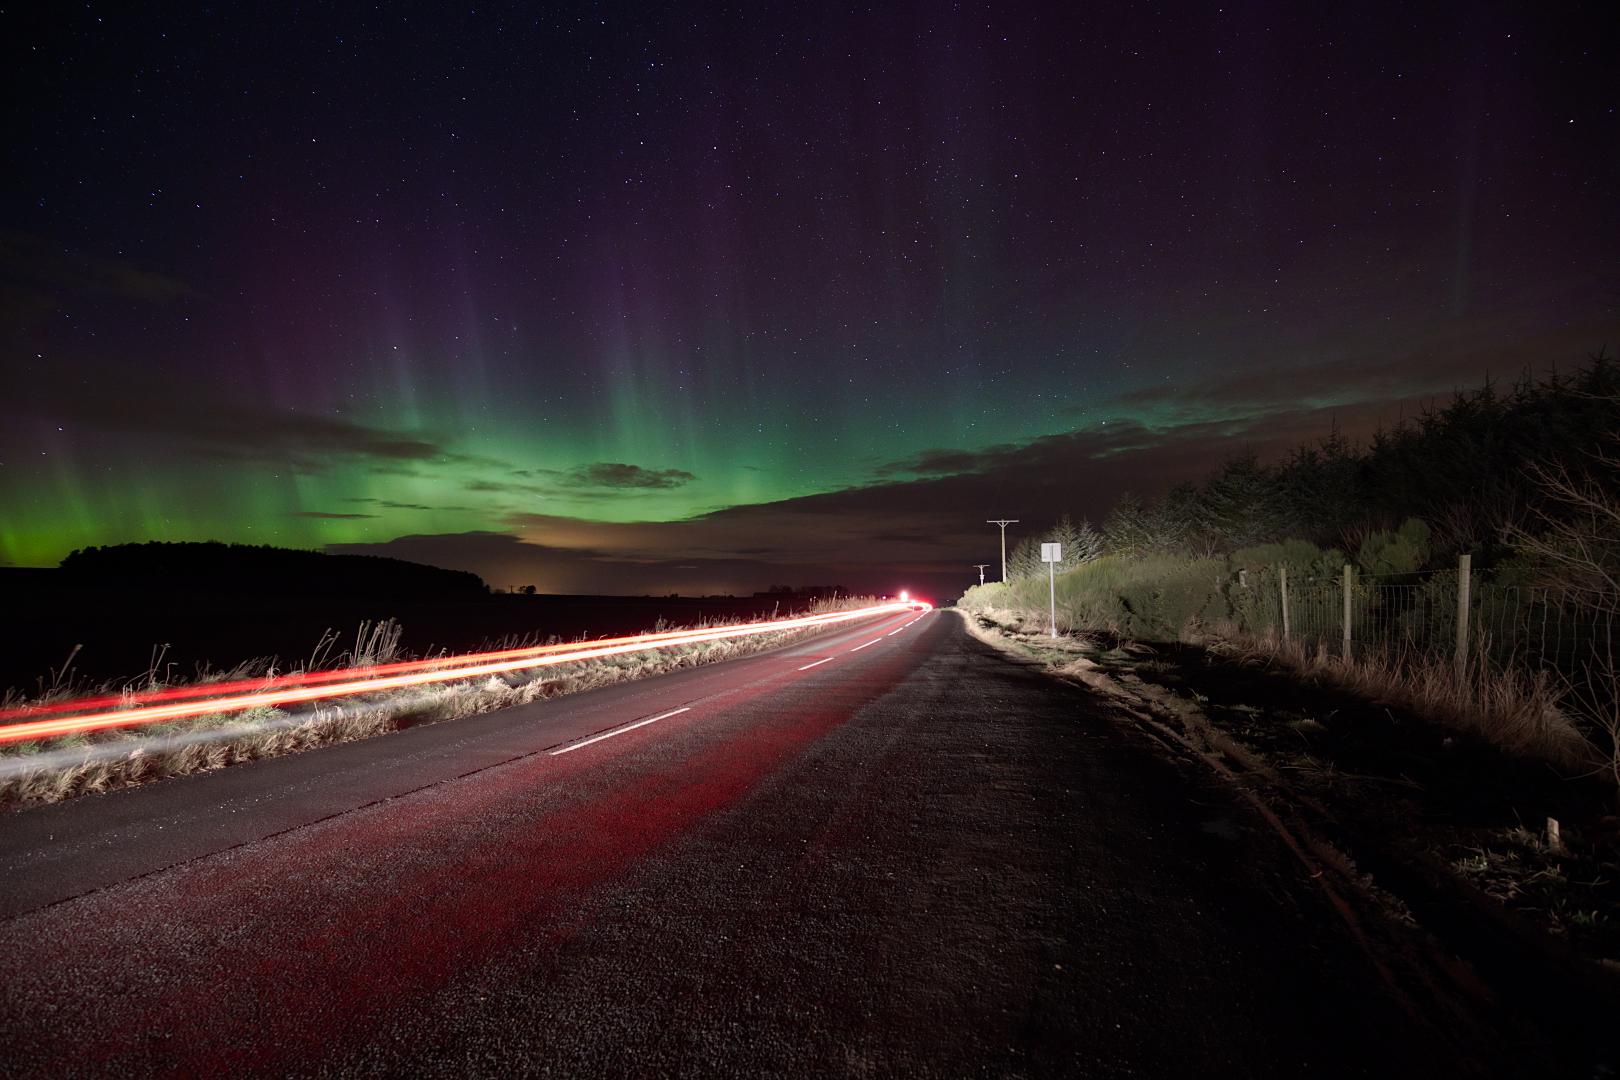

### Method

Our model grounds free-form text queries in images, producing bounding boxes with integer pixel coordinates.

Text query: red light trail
[0,621,840,722]
[0,602,928,746]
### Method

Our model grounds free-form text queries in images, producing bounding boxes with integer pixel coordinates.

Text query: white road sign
[1041,542,1062,563]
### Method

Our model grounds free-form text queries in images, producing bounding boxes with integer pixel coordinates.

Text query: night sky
[3,3,1615,597]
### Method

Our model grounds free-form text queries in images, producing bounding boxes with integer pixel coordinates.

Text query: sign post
[1040,542,1062,638]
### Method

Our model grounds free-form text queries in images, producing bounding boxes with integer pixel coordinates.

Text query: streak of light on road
[0,615,895,723]
[0,602,929,745]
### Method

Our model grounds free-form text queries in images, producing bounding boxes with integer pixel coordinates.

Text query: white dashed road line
[555,612,924,756]
[550,707,691,756]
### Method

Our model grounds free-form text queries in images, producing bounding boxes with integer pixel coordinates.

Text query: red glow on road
[0,603,918,746]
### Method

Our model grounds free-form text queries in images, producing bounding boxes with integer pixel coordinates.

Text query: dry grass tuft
[1,600,877,809]
[1214,638,1593,772]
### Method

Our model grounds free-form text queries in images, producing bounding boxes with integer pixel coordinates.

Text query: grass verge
[0,599,878,809]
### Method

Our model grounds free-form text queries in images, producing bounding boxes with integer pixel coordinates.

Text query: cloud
[870,417,1252,483]
[4,370,478,473]
[346,498,435,511]
[1106,318,1609,426]
[563,462,696,490]
[873,444,1022,478]
[0,231,194,307]
[448,462,695,500]
[464,480,514,493]
[872,446,1014,478]
[180,407,447,466]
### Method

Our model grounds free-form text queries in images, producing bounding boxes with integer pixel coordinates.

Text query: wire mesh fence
[1236,564,1617,684]
[1475,584,1617,676]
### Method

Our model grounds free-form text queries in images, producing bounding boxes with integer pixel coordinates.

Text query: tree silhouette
[58,542,487,596]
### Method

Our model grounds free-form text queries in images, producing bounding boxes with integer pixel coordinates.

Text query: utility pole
[973,563,990,587]
[986,519,1019,582]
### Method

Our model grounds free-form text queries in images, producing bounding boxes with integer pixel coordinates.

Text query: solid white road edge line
[549,707,692,756]
[797,658,833,670]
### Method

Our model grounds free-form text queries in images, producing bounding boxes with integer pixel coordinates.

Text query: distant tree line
[59,541,489,597]
[757,585,851,598]
[1094,353,1620,570]
[998,353,1619,585]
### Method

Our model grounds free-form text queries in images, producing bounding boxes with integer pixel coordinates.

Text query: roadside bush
[1065,558,1132,629]
[1226,539,1345,636]
[962,554,1228,641]
[1357,517,1432,578]
[1113,555,1228,639]
[1229,539,1346,579]
[961,581,1013,608]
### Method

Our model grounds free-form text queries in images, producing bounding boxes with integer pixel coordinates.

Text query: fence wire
[1240,568,1616,683]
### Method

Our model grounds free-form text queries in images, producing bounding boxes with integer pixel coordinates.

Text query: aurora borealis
[3,4,1615,596]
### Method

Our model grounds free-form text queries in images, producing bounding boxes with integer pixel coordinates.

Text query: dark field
[0,569,822,698]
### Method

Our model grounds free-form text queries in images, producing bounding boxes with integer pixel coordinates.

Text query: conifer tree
[1103,493,1153,556]
[1073,518,1105,563]
[1006,536,1043,581]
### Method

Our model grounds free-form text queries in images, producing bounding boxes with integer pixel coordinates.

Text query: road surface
[0,607,1462,1076]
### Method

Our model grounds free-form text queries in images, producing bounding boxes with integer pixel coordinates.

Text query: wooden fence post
[1279,566,1291,643]
[1455,553,1471,676]
[1342,563,1353,660]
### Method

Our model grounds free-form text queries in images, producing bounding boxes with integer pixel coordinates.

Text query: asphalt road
[0,607,1463,1077]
